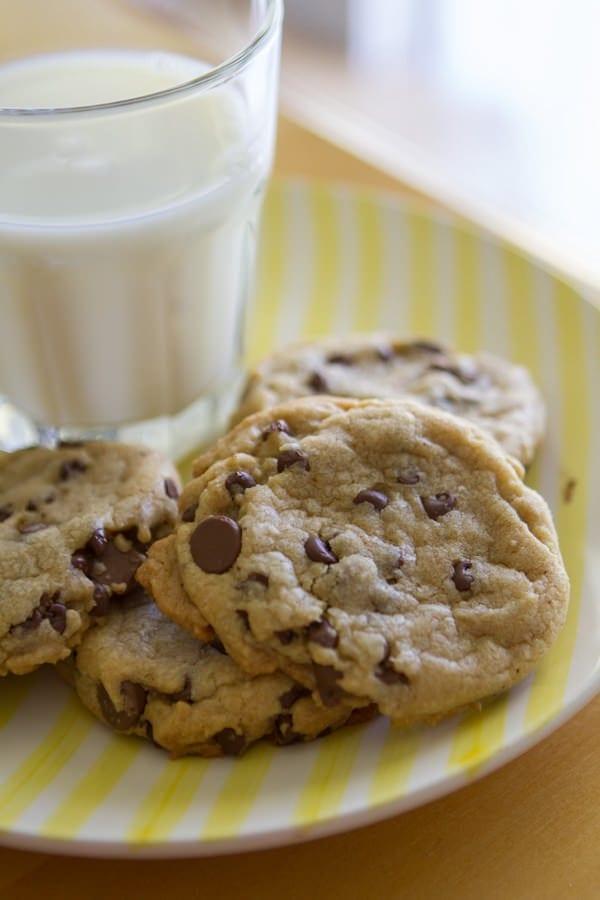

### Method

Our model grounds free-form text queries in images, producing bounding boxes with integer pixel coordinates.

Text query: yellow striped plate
[1,180,599,858]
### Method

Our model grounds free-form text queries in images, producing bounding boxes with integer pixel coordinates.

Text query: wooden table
[1,4,599,897]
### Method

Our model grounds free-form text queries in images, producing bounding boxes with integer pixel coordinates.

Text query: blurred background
[282,0,600,289]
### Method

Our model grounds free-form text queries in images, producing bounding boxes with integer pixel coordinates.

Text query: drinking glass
[0,0,283,457]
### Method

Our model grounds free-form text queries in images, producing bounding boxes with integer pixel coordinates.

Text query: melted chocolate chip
[307,619,339,648]
[353,488,389,511]
[327,353,353,366]
[0,505,13,523]
[190,516,241,574]
[279,684,310,709]
[261,419,293,440]
[276,629,295,645]
[214,728,246,756]
[182,504,198,523]
[15,591,65,633]
[25,500,38,512]
[313,664,345,707]
[277,448,310,473]
[164,478,179,500]
[59,458,87,481]
[304,535,338,565]
[396,469,421,485]
[46,602,67,634]
[376,644,410,685]
[18,522,48,534]
[97,681,146,731]
[92,541,145,593]
[225,470,256,496]
[307,371,328,392]
[71,551,90,574]
[452,559,474,592]
[421,492,456,520]
[91,583,111,617]
[273,713,300,746]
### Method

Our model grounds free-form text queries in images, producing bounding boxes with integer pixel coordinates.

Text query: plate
[1,179,599,858]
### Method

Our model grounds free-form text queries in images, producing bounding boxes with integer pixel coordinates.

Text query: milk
[0,50,273,431]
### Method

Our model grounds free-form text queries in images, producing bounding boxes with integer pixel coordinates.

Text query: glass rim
[0,0,283,118]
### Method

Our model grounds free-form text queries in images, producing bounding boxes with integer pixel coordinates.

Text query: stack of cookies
[0,336,570,758]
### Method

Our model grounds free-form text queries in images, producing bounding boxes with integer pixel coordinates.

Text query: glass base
[0,373,244,461]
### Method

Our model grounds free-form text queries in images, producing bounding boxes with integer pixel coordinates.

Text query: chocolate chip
[71,551,90,574]
[304,535,338,565]
[97,681,146,731]
[452,559,474,592]
[44,493,55,504]
[182,504,197,523]
[236,609,250,629]
[88,529,108,556]
[376,644,410,685]
[375,345,393,362]
[261,419,292,440]
[307,371,328,392]
[307,619,339,648]
[225,470,256,496]
[395,550,405,568]
[46,602,67,634]
[421,492,456,520]
[0,505,13,523]
[246,572,269,587]
[327,353,353,365]
[396,469,420,485]
[164,478,179,500]
[273,713,301,746]
[18,608,43,631]
[91,583,111,617]
[313,664,345,707]
[92,541,145,593]
[277,448,310,473]
[276,629,295,645]
[25,500,38,512]
[190,516,241,574]
[18,522,48,534]
[353,488,389,511]
[279,684,310,709]
[214,728,246,756]
[412,340,443,353]
[171,677,192,703]
[59,458,87,481]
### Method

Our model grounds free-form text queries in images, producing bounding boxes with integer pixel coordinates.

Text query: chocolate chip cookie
[232,335,545,465]
[153,397,568,725]
[0,442,180,676]
[64,579,356,758]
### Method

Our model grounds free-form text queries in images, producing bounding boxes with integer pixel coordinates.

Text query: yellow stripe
[352,194,384,332]
[370,724,420,805]
[201,743,275,839]
[0,676,32,731]
[452,227,481,351]
[128,756,208,843]
[448,695,509,775]
[303,184,340,337]
[41,736,140,838]
[0,699,91,828]
[406,211,436,337]
[246,181,287,365]
[526,282,590,729]
[295,726,363,825]
[503,247,541,382]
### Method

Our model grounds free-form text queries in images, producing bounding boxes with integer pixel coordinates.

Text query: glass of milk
[0,0,282,456]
